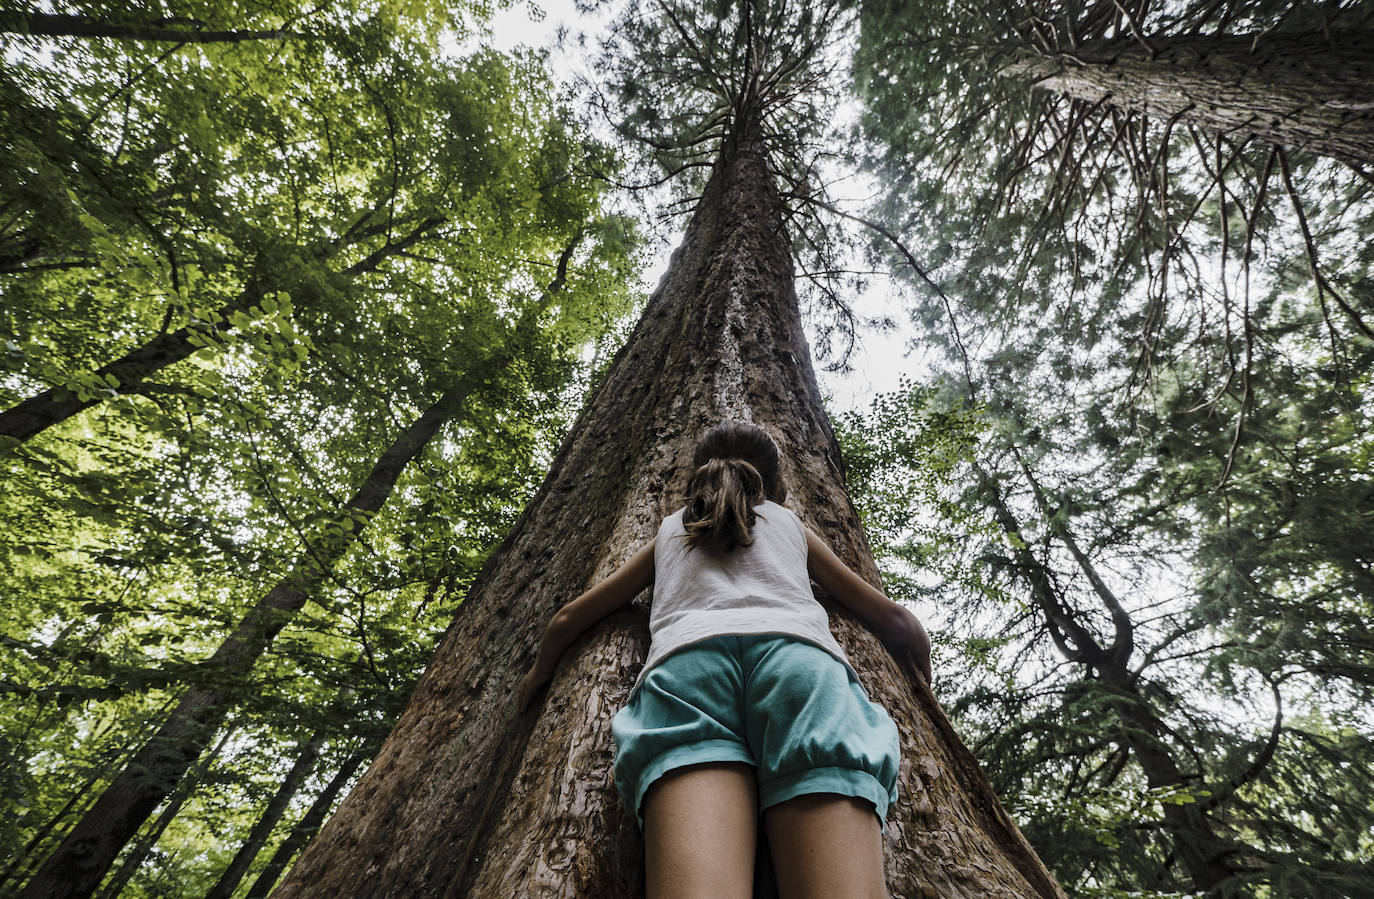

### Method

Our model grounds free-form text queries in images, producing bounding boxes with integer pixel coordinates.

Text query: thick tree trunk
[204,730,327,899]
[244,748,370,899]
[270,115,1064,898]
[1004,30,1374,170]
[18,382,470,899]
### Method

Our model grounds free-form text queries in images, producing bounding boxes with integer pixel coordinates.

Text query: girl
[518,421,931,899]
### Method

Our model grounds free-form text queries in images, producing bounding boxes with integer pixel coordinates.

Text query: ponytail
[683,457,766,552]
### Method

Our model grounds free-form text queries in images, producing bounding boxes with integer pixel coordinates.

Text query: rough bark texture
[1005,30,1374,170]
[18,383,469,899]
[271,116,1064,898]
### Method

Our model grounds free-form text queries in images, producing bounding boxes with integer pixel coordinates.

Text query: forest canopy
[2,0,1370,896]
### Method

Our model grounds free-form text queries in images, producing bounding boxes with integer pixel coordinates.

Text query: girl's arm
[804,527,932,684]
[517,539,656,710]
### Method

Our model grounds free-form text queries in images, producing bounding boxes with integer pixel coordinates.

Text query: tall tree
[1001,29,1374,171]
[268,1,1064,895]
[242,745,372,899]
[855,0,1374,379]
[833,369,1374,895]
[19,359,487,899]
[853,6,1374,892]
[202,728,326,899]
[91,726,238,899]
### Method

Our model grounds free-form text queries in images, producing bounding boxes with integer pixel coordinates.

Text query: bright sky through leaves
[480,0,923,413]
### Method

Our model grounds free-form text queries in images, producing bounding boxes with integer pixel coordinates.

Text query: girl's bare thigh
[764,792,887,899]
[642,762,757,899]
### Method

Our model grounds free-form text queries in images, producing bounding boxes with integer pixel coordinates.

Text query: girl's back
[643,500,853,692]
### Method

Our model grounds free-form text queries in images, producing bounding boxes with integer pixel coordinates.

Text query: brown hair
[682,422,785,552]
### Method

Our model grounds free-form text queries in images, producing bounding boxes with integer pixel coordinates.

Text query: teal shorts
[611,634,901,832]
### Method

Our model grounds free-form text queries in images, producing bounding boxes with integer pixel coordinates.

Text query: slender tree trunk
[203,730,327,899]
[244,748,369,899]
[0,284,266,443]
[95,727,236,899]
[17,381,471,899]
[0,714,165,892]
[1004,30,1374,170]
[0,215,443,444]
[270,113,1064,898]
[0,11,306,42]
[980,468,1236,891]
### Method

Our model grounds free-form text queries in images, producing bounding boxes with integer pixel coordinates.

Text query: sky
[478,0,925,417]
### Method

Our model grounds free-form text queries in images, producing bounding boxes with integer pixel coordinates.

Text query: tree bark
[244,748,370,899]
[204,730,327,899]
[1003,30,1374,170]
[269,113,1064,898]
[17,381,470,899]
[0,12,307,42]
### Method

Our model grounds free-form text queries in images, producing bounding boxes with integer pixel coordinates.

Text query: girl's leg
[642,762,757,899]
[763,793,887,899]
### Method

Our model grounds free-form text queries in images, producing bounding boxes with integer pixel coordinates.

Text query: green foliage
[852,0,1374,894]
[832,379,1014,682]
[0,1,641,893]
[834,379,990,583]
[842,356,1374,894]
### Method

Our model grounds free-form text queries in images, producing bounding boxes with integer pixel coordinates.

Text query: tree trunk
[17,381,470,899]
[1003,30,1374,170]
[244,748,370,899]
[95,726,236,899]
[980,467,1235,892]
[270,114,1064,898]
[204,729,327,899]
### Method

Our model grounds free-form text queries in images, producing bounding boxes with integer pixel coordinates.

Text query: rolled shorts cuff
[625,738,755,831]
[759,766,895,832]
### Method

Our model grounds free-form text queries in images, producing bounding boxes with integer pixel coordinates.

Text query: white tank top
[632,500,855,694]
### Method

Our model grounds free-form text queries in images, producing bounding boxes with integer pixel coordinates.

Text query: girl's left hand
[517,666,549,711]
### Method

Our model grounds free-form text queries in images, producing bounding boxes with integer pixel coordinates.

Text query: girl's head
[683,422,785,552]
